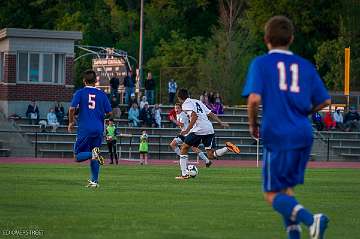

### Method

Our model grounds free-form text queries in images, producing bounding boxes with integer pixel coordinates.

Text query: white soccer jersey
[177,111,189,132]
[181,98,214,135]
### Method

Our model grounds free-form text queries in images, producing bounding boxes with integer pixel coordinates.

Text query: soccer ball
[186,164,199,178]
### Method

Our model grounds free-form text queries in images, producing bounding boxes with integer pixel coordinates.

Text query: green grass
[0,164,359,239]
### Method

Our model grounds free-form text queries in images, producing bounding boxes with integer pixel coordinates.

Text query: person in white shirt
[333,107,344,130]
[47,108,60,132]
[169,103,210,165]
[175,89,241,180]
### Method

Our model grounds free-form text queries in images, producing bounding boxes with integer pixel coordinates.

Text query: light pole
[138,0,144,101]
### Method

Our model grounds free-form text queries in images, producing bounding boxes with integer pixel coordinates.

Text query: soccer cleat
[309,214,329,239]
[175,175,191,180]
[92,147,104,165]
[205,160,212,168]
[86,180,99,188]
[225,142,241,154]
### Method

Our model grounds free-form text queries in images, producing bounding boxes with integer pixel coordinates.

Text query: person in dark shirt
[344,106,360,132]
[110,77,120,96]
[139,103,154,127]
[26,100,40,125]
[144,72,155,105]
[54,101,65,125]
[123,70,135,104]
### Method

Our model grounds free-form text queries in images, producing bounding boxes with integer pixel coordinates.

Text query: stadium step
[0,148,11,157]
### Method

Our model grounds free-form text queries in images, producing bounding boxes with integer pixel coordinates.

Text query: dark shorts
[74,134,103,155]
[184,133,216,150]
[262,146,312,192]
[176,135,185,142]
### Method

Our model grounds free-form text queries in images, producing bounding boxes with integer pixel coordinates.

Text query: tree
[146,31,206,102]
[198,0,248,105]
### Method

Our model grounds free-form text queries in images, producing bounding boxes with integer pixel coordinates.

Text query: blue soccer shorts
[262,146,312,192]
[74,133,103,155]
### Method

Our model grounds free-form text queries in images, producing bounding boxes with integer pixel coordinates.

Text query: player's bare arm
[309,99,331,115]
[68,107,76,133]
[105,112,113,119]
[181,111,197,135]
[247,93,261,139]
[207,112,229,128]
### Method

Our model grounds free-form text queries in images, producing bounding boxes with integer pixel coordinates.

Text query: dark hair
[83,70,96,84]
[175,103,181,107]
[264,16,294,47]
[177,89,189,100]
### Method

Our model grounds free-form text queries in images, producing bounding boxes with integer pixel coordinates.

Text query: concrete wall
[0,100,70,118]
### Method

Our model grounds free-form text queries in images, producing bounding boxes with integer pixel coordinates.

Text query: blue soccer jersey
[70,86,112,137]
[242,49,330,151]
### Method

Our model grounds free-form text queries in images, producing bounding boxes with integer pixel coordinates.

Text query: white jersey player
[169,103,210,166]
[175,89,241,180]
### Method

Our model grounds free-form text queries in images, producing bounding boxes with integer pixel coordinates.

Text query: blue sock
[76,152,92,162]
[283,216,301,239]
[90,159,100,183]
[272,193,314,227]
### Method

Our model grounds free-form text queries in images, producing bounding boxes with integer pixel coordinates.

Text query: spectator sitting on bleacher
[139,96,148,109]
[208,91,215,104]
[199,91,208,103]
[324,110,336,130]
[47,108,60,132]
[26,100,40,125]
[54,101,65,125]
[168,107,177,128]
[212,93,224,115]
[128,102,140,127]
[344,106,360,132]
[333,108,344,130]
[312,112,324,131]
[140,103,154,127]
[127,93,138,110]
[204,95,215,112]
[153,104,162,128]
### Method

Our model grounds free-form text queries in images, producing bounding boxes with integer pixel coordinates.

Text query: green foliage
[147,31,206,101]
[0,0,359,97]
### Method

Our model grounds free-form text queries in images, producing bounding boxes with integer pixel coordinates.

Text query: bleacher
[4,104,360,161]
[0,140,10,157]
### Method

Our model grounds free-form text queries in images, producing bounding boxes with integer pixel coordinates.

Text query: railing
[0,129,357,161]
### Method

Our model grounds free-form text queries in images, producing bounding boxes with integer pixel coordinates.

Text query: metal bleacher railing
[1,128,359,161]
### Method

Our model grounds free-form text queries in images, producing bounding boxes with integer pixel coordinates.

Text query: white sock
[174,147,180,156]
[214,147,228,158]
[179,155,188,176]
[198,152,209,163]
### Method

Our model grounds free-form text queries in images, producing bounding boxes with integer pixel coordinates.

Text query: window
[42,54,53,83]
[18,53,28,82]
[29,53,39,82]
[17,52,65,84]
[54,54,64,84]
[0,52,3,82]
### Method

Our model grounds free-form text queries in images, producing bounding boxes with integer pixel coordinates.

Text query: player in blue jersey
[68,70,112,188]
[242,16,331,239]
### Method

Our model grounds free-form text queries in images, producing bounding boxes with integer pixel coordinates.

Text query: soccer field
[0,164,359,239]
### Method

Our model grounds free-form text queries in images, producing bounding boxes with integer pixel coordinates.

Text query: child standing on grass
[139,130,148,165]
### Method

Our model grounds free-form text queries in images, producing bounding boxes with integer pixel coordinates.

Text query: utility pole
[138,0,144,101]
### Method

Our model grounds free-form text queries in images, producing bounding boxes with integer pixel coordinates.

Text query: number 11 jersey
[242,49,330,151]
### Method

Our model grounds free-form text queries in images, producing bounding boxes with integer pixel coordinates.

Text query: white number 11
[277,62,300,93]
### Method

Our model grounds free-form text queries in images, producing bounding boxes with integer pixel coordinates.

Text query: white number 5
[88,94,96,109]
[277,62,300,93]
